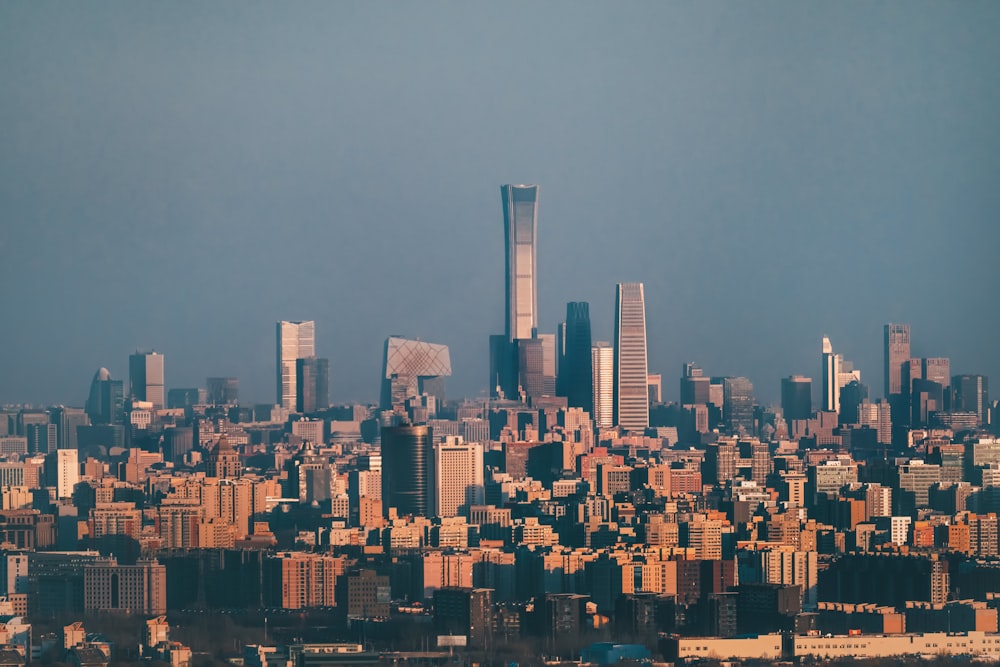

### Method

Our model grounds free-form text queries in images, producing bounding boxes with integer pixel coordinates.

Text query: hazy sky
[2,2,998,408]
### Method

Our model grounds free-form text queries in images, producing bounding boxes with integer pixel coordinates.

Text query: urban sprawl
[1,186,997,667]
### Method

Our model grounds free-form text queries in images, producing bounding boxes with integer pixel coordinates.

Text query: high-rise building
[52,407,88,451]
[885,323,911,424]
[129,351,164,410]
[821,337,841,413]
[381,425,434,518]
[922,358,951,390]
[502,184,538,342]
[380,337,452,411]
[55,448,79,499]
[296,357,330,414]
[85,368,124,425]
[491,184,539,399]
[680,363,710,406]
[276,321,316,411]
[206,377,239,406]
[434,438,484,518]
[781,376,812,423]
[592,342,614,430]
[722,377,755,435]
[613,283,649,432]
[821,337,861,414]
[953,375,989,426]
[558,302,593,413]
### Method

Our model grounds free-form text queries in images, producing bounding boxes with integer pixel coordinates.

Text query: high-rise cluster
[488,184,651,433]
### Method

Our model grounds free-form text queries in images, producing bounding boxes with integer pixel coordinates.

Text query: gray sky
[1,2,998,408]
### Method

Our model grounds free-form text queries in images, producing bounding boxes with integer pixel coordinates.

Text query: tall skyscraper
[85,368,124,425]
[821,336,840,413]
[128,351,164,410]
[613,283,649,432]
[680,363,711,406]
[276,321,315,411]
[557,302,594,413]
[434,438,484,518]
[821,336,861,414]
[502,184,538,342]
[491,184,539,399]
[722,377,755,435]
[884,323,910,424]
[296,357,330,414]
[592,342,614,430]
[381,424,434,518]
[953,374,989,425]
[781,376,812,423]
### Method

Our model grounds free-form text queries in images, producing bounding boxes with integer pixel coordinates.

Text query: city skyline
[1,3,997,406]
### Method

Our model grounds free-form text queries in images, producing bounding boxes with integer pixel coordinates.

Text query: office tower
[839,380,868,425]
[52,407,88,451]
[129,351,164,410]
[380,337,452,411]
[557,302,593,413]
[821,337,841,412]
[556,322,567,381]
[859,399,893,444]
[381,424,434,518]
[296,357,330,414]
[491,184,539,399]
[85,368,124,425]
[537,333,557,397]
[276,320,316,411]
[613,282,649,432]
[55,448,79,499]
[723,377,755,435]
[592,342,614,429]
[821,337,861,414]
[781,376,812,423]
[517,337,546,403]
[502,184,538,341]
[953,375,989,425]
[680,363,710,405]
[911,378,945,427]
[26,423,57,455]
[922,358,951,390]
[884,323,911,424]
[206,377,239,406]
[434,438,484,518]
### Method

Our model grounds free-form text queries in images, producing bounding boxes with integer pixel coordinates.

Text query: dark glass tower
[780,376,812,423]
[85,368,124,425]
[296,357,330,414]
[557,302,593,413]
[380,424,434,518]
